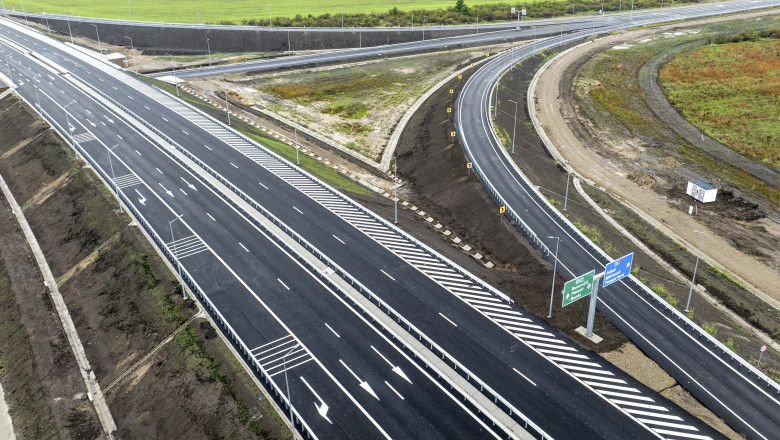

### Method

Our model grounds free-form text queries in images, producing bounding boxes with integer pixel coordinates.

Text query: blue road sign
[603,252,634,287]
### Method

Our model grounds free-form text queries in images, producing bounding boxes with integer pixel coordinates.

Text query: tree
[455,0,470,15]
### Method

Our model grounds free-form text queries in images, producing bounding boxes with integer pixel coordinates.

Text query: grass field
[661,40,780,169]
[14,0,551,24]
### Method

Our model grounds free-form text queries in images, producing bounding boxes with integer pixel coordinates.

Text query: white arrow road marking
[300,376,332,423]
[135,189,146,205]
[180,177,197,191]
[86,119,96,127]
[340,359,379,400]
[103,115,114,123]
[158,183,173,197]
[370,346,412,384]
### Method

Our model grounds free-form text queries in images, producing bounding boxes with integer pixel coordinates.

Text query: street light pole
[685,230,704,312]
[394,156,398,224]
[283,343,301,440]
[63,100,76,144]
[92,24,102,55]
[563,160,571,211]
[224,81,231,125]
[206,38,212,68]
[494,85,498,117]
[124,36,137,74]
[547,236,560,318]
[168,54,179,97]
[107,144,123,213]
[169,214,187,299]
[66,0,74,44]
[32,73,41,109]
[293,107,299,165]
[508,99,518,154]
[43,10,51,35]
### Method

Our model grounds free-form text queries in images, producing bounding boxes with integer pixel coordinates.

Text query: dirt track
[533,14,780,304]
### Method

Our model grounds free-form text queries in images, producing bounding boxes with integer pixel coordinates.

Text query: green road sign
[562,270,595,307]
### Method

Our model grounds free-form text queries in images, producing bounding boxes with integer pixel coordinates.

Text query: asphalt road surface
[1,1,777,438]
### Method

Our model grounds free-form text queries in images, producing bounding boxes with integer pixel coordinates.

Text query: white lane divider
[512,368,536,387]
[325,323,340,338]
[438,312,458,328]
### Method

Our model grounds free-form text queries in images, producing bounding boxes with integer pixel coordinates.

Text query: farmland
[661,39,780,169]
[12,0,694,26]
[13,0,554,24]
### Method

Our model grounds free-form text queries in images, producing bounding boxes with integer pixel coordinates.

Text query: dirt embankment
[0,96,286,439]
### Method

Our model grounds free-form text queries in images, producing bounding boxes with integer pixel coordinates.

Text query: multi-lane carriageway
[0,6,773,439]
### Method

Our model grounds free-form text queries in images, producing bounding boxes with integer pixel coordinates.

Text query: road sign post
[757,345,767,368]
[603,253,634,287]
[562,270,594,308]
[584,272,605,337]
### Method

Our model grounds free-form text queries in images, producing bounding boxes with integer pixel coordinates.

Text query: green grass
[19,0,554,24]
[702,322,718,336]
[651,282,677,307]
[573,221,601,245]
[661,40,780,169]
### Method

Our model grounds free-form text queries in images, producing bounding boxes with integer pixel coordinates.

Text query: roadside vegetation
[18,0,701,26]
[661,36,780,168]
[252,49,480,160]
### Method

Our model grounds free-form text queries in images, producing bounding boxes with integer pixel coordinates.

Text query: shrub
[702,323,717,336]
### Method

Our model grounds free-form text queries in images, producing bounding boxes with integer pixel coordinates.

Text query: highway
[147,1,772,79]
[0,1,776,438]
[1,14,719,440]
[455,1,780,439]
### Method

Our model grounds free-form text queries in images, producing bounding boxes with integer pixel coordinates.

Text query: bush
[702,322,717,336]
[651,283,677,307]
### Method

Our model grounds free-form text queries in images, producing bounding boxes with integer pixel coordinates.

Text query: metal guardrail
[92,80,551,440]
[470,32,780,395]
[33,103,319,439]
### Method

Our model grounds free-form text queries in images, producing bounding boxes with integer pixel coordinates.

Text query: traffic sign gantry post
[585,272,605,337]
